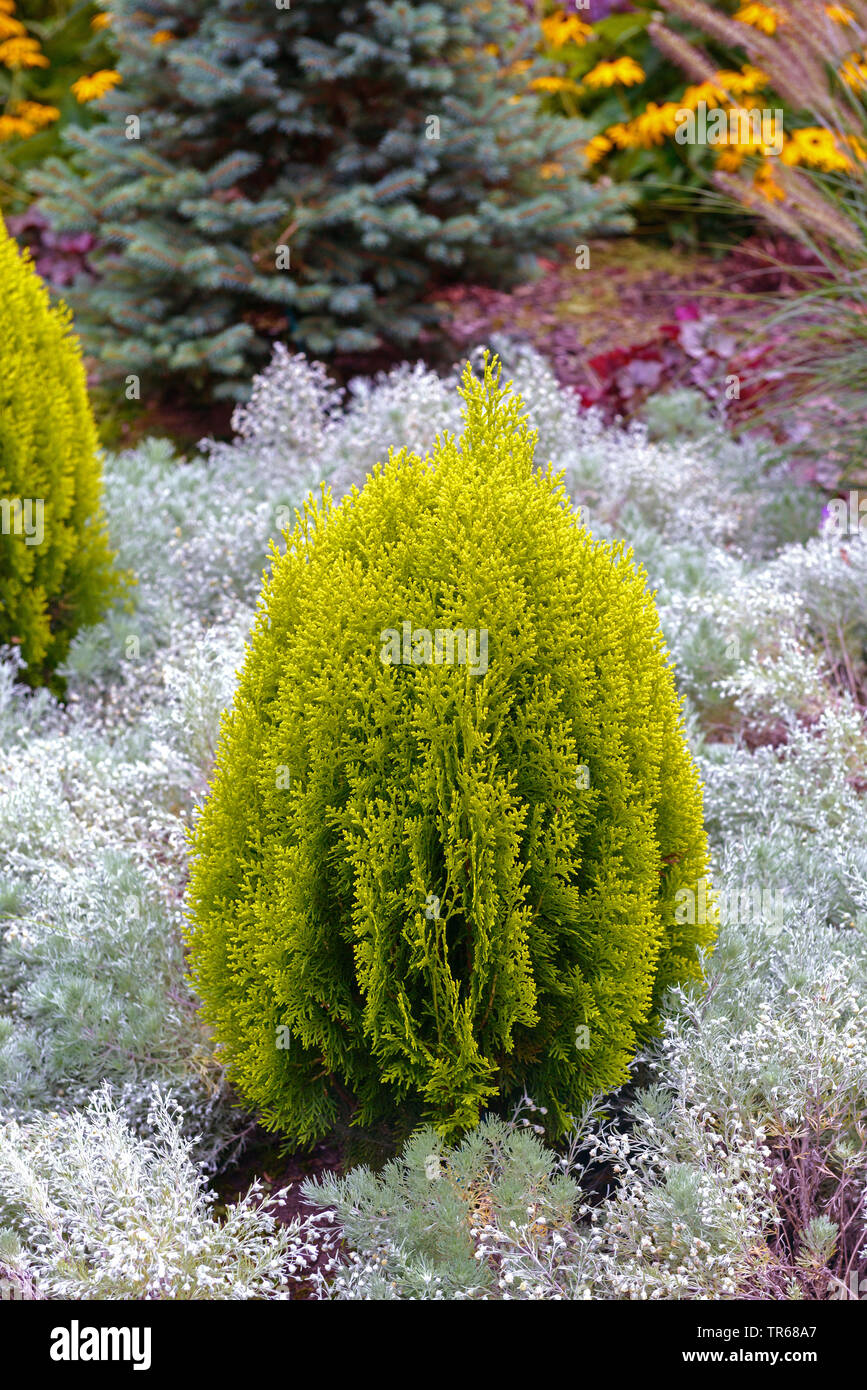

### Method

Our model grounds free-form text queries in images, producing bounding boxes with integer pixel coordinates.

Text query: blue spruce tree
[30,0,631,397]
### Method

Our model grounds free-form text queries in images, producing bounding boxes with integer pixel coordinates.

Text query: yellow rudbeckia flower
[541,11,593,48]
[13,99,60,129]
[714,66,769,97]
[753,160,786,201]
[605,121,641,150]
[0,113,34,140]
[681,81,727,110]
[584,134,613,165]
[840,53,867,90]
[843,133,867,161]
[781,127,853,172]
[735,3,781,34]
[529,74,583,94]
[0,35,48,67]
[503,58,533,78]
[72,68,122,102]
[582,57,645,90]
[604,101,681,150]
[716,149,746,172]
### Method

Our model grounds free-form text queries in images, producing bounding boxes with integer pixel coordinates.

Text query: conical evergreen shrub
[186,356,713,1144]
[0,213,117,691]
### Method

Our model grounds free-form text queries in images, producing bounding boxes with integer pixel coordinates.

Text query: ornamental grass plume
[652,0,867,232]
[649,0,867,476]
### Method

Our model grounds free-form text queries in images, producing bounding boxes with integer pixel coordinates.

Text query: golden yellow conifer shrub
[186,356,714,1145]
[0,213,117,690]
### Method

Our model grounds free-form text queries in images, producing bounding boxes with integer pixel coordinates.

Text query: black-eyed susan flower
[541,11,593,48]
[681,80,728,110]
[716,147,746,172]
[781,126,853,172]
[0,12,25,38]
[13,99,60,129]
[840,53,867,91]
[714,66,770,97]
[528,74,582,95]
[615,101,682,148]
[0,35,48,67]
[0,112,33,140]
[753,159,786,201]
[582,57,645,90]
[604,120,642,151]
[842,132,867,161]
[584,134,613,165]
[735,3,782,33]
[71,69,122,102]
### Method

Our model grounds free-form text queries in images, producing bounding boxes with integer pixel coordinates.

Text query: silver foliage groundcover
[1,345,865,1300]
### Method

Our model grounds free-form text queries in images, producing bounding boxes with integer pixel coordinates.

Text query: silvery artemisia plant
[0,338,864,1296]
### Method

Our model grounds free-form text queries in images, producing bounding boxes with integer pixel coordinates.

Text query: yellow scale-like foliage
[187,356,714,1146]
[0,214,117,689]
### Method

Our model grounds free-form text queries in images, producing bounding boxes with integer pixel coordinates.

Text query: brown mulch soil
[213,1132,343,1227]
[213,1132,345,1299]
[436,237,730,375]
[95,233,821,451]
[432,232,816,399]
